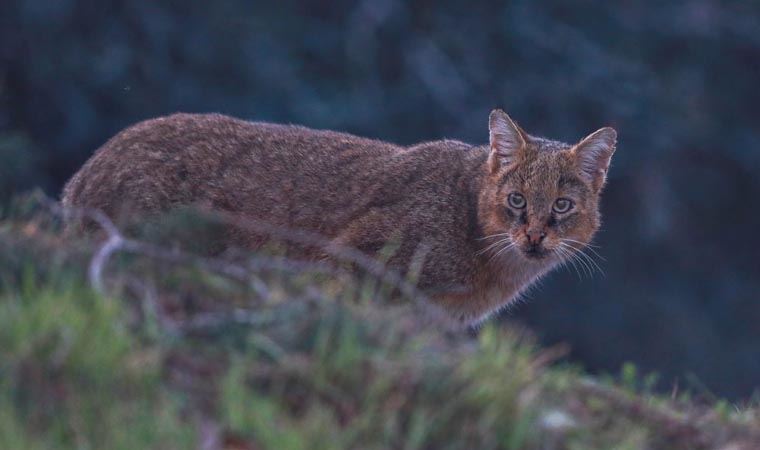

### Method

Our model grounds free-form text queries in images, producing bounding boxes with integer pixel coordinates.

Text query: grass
[0,197,758,449]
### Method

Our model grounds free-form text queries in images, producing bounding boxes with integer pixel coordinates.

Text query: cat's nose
[526,229,546,245]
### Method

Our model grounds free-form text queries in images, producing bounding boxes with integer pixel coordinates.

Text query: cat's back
[62,113,402,219]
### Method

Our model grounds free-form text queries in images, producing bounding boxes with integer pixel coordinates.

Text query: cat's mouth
[521,245,550,260]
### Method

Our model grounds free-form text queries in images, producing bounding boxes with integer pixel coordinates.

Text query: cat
[62,109,616,324]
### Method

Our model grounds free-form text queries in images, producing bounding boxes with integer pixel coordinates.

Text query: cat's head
[478,109,616,263]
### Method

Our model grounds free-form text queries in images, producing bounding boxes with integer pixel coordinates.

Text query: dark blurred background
[1,0,758,399]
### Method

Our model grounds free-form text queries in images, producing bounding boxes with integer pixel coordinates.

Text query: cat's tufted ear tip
[488,109,508,126]
[593,127,617,150]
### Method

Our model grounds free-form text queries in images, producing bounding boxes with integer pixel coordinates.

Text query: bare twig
[43,196,427,302]
[34,195,431,335]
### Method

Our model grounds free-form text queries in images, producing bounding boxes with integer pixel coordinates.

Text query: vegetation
[1,197,758,449]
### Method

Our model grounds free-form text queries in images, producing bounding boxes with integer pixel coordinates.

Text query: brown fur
[62,110,616,324]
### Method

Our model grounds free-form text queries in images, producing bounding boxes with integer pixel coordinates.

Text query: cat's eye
[553,198,574,213]
[508,193,526,209]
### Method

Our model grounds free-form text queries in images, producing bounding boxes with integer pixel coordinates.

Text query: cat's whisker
[490,242,516,260]
[562,238,602,250]
[578,248,605,276]
[477,232,512,241]
[489,242,517,262]
[560,240,606,277]
[477,237,512,256]
[561,238,606,260]
[560,242,599,278]
[560,245,586,280]
[565,242,605,276]
[477,241,503,255]
[553,246,582,280]
[557,242,589,278]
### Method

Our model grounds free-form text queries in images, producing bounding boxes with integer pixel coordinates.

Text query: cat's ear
[572,127,617,192]
[488,109,527,173]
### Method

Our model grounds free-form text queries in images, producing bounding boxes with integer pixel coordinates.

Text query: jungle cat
[62,109,617,324]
